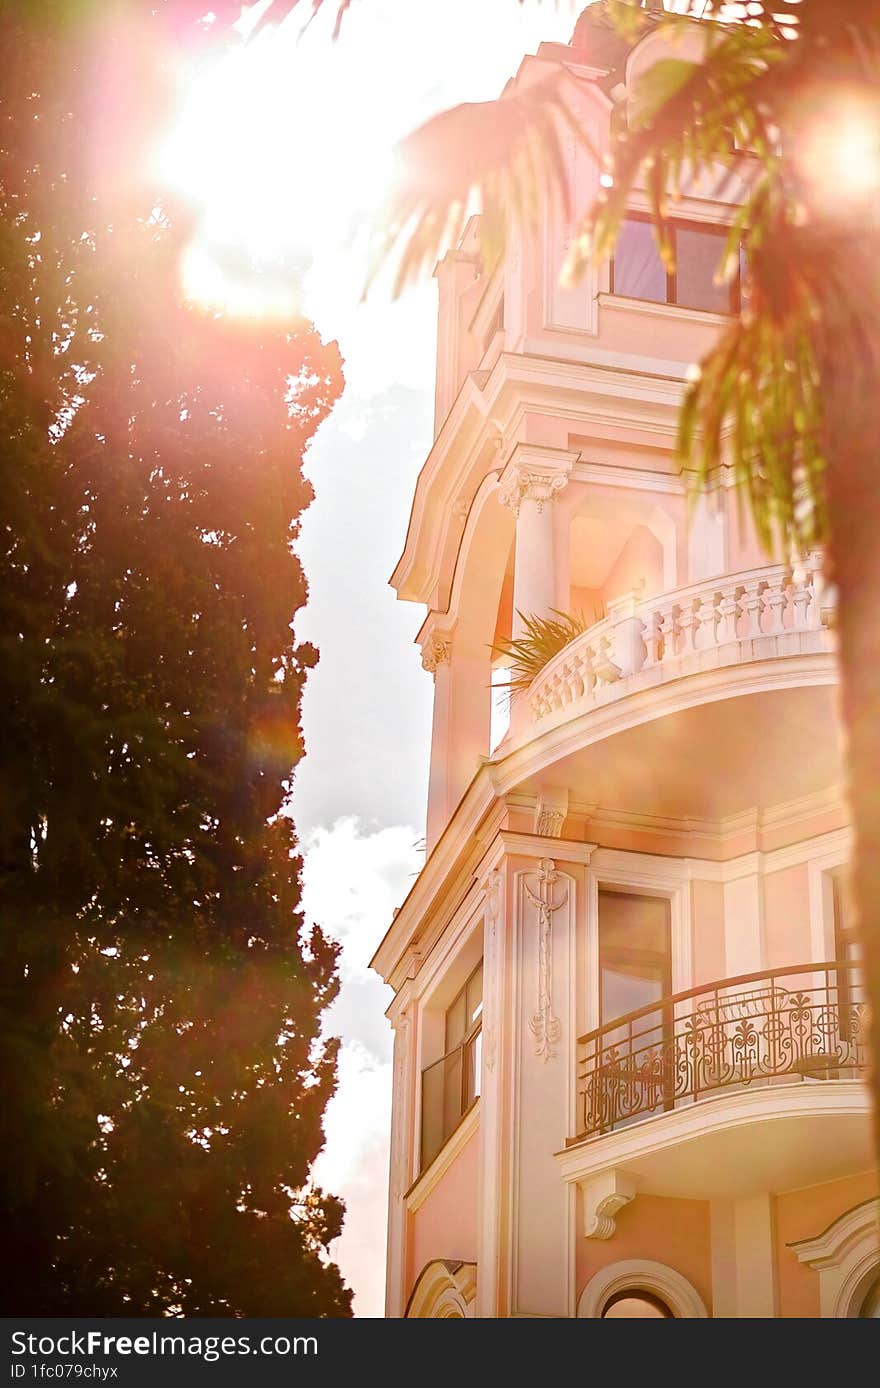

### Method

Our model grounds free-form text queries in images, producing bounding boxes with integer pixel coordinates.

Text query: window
[420,961,483,1171]
[602,1290,673,1319]
[597,891,673,1121]
[599,890,671,1030]
[833,872,861,1041]
[611,215,740,314]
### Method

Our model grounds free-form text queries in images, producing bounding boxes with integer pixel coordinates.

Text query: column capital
[418,615,455,675]
[420,635,451,674]
[497,445,578,515]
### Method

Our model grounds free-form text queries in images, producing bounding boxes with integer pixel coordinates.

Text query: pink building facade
[372,11,878,1319]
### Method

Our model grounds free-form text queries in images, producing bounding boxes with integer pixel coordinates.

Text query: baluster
[642,610,662,668]
[560,659,574,706]
[658,605,678,667]
[716,585,739,645]
[764,574,787,635]
[741,580,764,638]
[678,598,698,655]
[581,643,596,701]
[791,569,812,630]
[594,634,620,686]
[806,548,824,627]
[569,649,585,702]
[694,591,719,651]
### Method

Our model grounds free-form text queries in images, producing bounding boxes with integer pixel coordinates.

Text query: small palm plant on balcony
[492,609,590,696]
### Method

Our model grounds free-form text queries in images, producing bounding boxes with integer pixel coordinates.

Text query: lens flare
[157,19,394,319]
[795,90,880,216]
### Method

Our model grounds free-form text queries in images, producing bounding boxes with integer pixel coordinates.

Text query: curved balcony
[575,961,866,1143]
[525,559,834,731]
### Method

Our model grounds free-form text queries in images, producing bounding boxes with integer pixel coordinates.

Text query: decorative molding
[498,465,569,516]
[534,789,568,839]
[483,869,503,1074]
[535,807,565,837]
[791,1198,880,1271]
[525,858,568,1063]
[497,445,576,517]
[420,635,451,674]
[790,1197,880,1317]
[577,1259,708,1319]
[497,830,598,865]
[405,1259,477,1319]
[597,290,728,328]
[579,1169,638,1240]
[557,1080,872,1197]
[389,1011,411,1201]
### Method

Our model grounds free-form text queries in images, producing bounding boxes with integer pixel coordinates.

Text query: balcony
[575,960,866,1142]
[523,559,834,734]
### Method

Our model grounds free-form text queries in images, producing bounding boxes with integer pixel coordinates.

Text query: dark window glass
[421,960,483,1171]
[612,217,739,314]
[602,1290,673,1319]
[612,219,666,303]
[675,225,729,312]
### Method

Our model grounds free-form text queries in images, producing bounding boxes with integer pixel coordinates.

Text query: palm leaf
[492,608,591,694]
[365,70,593,297]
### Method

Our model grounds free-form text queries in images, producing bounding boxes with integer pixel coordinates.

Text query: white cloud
[302,817,423,1316]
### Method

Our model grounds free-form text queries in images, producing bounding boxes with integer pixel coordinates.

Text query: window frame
[610,211,741,315]
[420,958,483,1172]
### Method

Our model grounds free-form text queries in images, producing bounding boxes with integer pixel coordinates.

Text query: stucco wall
[774,1170,878,1317]
[408,1124,480,1300]
[576,1192,713,1316]
[763,863,812,970]
[692,877,726,985]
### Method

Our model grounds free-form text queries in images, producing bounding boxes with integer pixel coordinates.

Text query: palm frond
[365,71,593,297]
[491,608,591,694]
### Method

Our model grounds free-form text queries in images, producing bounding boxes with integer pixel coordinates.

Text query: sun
[156,15,395,319]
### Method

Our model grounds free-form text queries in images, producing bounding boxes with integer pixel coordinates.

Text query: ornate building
[372,11,878,1319]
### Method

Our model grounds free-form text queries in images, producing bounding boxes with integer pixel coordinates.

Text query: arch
[577,1259,708,1319]
[405,1259,477,1319]
[790,1197,880,1317]
[564,485,678,603]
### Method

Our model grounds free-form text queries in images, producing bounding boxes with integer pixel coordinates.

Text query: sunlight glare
[158,19,395,319]
[796,90,880,216]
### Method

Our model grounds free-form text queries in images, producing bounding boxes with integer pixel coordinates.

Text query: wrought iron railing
[576,961,866,1139]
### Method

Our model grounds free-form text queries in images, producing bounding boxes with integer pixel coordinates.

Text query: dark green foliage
[0,1,350,1315]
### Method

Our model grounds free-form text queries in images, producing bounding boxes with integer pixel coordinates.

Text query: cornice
[390,352,689,606]
[371,655,840,985]
[556,1081,871,1188]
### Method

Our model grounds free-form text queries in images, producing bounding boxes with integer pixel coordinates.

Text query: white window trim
[790,1197,880,1317]
[806,830,851,964]
[578,1258,708,1318]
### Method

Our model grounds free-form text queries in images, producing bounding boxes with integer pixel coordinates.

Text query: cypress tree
[0,1,351,1315]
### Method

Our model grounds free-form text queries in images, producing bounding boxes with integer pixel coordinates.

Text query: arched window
[578,1260,707,1319]
[602,1289,673,1319]
[858,1274,880,1318]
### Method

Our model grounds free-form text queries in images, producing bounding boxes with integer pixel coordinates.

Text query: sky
[162,0,578,1316]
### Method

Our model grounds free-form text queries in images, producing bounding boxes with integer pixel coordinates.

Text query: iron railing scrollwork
[577,961,866,1139]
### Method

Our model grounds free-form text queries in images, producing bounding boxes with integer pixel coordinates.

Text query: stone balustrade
[527,558,834,725]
